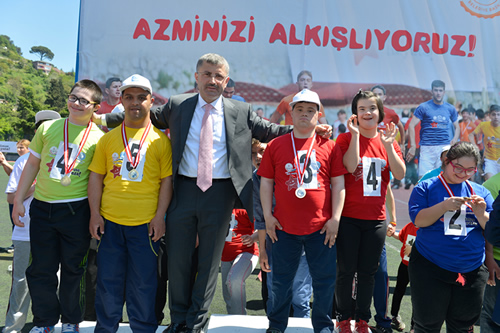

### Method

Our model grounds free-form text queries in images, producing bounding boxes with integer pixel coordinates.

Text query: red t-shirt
[398,222,418,266]
[336,132,404,221]
[378,107,400,131]
[257,133,347,235]
[221,209,258,262]
[96,101,121,115]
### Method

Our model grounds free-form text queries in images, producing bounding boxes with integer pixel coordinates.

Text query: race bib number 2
[362,157,381,197]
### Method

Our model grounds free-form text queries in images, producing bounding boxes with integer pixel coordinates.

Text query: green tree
[15,86,41,139]
[29,45,54,62]
[46,77,66,112]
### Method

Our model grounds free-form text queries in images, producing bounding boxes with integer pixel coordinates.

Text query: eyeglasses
[197,71,227,83]
[68,94,97,106]
[449,160,477,176]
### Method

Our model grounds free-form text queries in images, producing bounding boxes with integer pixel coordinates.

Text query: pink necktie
[197,104,213,192]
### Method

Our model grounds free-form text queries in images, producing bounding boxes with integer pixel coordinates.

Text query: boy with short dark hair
[12,79,105,333]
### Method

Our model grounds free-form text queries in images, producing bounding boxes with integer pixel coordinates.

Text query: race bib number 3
[362,157,382,196]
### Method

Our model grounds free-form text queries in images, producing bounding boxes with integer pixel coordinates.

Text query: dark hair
[490,104,500,112]
[476,109,485,119]
[226,78,235,88]
[371,85,386,95]
[351,90,385,124]
[105,77,121,89]
[338,109,346,115]
[442,142,480,169]
[338,123,347,134]
[297,70,312,82]
[70,79,103,105]
[196,53,230,75]
[431,80,445,89]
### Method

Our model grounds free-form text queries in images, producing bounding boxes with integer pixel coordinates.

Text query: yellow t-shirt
[89,125,172,226]
[29,119,104,202]
[474,121,500,161]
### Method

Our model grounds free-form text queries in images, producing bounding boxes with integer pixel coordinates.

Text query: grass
[0,169,451,332]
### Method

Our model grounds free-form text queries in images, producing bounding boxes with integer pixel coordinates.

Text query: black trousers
[391,261,409,317]
[335,216,386,322]
[27,198,91,326]
[166,177,237,330]
[408,244,487,333]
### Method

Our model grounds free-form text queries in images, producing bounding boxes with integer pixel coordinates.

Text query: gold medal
[129,169,139,180]
[60,175,71,186]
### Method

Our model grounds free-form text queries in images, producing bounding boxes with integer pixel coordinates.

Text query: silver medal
[295,186,306,199]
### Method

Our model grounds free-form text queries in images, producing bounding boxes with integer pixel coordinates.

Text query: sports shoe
[265,328,283,333]
[390,316,405,331]
[335,318,353,333]
[375,324,392,333]
[354,320,372,333]
[29,327,55,333]
[62,323,79,333]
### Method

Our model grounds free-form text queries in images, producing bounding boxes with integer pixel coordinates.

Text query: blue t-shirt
[409,177,493,273]
[414,100,457,146]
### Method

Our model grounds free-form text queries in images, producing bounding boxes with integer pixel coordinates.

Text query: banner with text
[77,0,500,105]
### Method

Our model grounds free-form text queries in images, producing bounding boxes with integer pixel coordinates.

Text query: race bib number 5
[362,157,382,196]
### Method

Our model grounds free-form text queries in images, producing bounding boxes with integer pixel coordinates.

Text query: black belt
[178,175,231,183]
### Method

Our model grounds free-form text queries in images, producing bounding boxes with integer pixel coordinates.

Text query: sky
[0,0,80,72]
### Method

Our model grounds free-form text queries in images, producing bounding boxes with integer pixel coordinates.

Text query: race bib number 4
[362,157,382,197]
[50,141,81,180]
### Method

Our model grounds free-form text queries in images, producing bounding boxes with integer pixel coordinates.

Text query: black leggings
[335,217,386,322]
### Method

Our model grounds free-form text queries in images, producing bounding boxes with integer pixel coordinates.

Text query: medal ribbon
[121,121,152,169]
[63,119,93,176]
[291,133,316,188]
[438,173,474,209]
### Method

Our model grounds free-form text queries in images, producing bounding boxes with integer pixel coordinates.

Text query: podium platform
[54,315,353,332]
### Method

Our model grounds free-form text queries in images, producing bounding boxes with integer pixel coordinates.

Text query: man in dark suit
[95,53,295,333]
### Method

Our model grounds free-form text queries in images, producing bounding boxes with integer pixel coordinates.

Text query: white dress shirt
[178,94,231,179]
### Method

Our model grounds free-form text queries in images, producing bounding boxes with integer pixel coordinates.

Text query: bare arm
[7,183,35,205]
[414,196,466,228]
[320,175,345,247]
[397,120,405,145]
[269,110,283,124]
[451,120,460,145]
[343,115,360,173]
[0,152,13,176]
[12,154,40,227]
[386,186,396,223]
[149,176,173,242]
[407,116,420,161]
[88,172,105,240]
[257,229,270,272]
[381,123,406,180]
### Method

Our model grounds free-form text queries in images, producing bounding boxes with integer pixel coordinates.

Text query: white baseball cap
[120,74,153,95]
[289,89,321,109]
[35,110,61,124]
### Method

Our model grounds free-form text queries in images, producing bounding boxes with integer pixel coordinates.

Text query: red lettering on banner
[349,29,363,49]
[413,32,430,53]
[289,24,303,44]
[305,25,321,46]
[249,17,255,42]
[450,35,466,56]
[365,30,372,49]
[172,20,192,41]
[202,20,219,41]
[432,33,448,54]
[331,26,348,50]
[131,17,477,58]
[221,16,228,41]
[153,19,171,40]
[392,30,412,51]
[133,18,151,39]
[322,27,329,47]
[194,15,201,41]
[374,30,390,50]
[230,21,246,42]
[269,23,287,44]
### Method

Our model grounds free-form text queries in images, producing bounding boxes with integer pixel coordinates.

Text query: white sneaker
[62,324,79,333]
[29,327,55,333]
